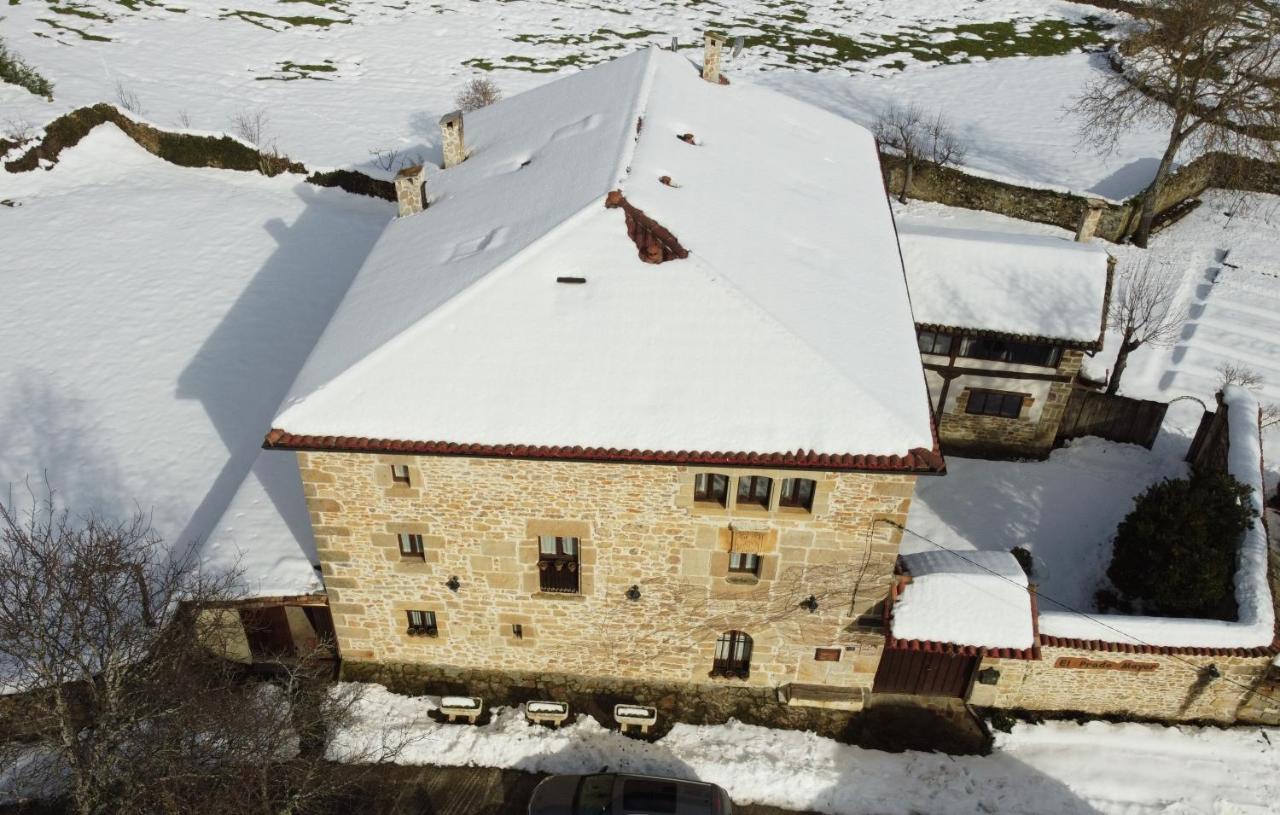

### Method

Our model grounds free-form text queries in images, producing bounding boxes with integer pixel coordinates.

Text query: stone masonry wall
[936,350,1083,459]
[302,452,916,693]
[968,646,1280,724]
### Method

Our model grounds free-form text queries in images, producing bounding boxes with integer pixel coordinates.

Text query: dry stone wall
[302,452,915,693]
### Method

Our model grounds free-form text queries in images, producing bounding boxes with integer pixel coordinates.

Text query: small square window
[511,623,523,640]
[390,464,411,486]
[398,533,425,558]
[736,475,772,509]
[693,473,729,506]
[537,536,580,594]
[779,478,816,511]
[728,552,760,576]
[917,330,953,356]
[406,609,437,637]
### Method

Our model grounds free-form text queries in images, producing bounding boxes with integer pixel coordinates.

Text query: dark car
[528,772,732,815]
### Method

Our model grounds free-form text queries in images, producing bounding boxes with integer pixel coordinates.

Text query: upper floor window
[693,473,729,507]
[406,609,437,637]
[537,535,580,594]
[728,552,761,577]
[958,336,1061,368]
[965,389,1025,419]
[779,478,816,511]
[917,330,953,356]
[736,475,772,509]
[398,533,425,559]
[711,630,752,679]
[390,464,411,486]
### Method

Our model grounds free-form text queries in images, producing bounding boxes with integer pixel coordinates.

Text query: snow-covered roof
[897,224,1111,345]
[270,47,937,467]
[892,550,1035,651]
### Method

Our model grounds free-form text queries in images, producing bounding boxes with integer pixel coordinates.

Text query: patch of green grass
[256,58,340,81]
[38,17,111,41]
[221,9,350,28]
[0,36,54,97]
[48,4,111,20]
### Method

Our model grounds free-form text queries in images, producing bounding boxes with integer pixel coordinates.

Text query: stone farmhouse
[243,37,1277,725]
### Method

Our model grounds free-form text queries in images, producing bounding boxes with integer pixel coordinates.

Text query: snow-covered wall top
[273,47,935,458]
[897,224,1111,344]
[1039,386,1275,649]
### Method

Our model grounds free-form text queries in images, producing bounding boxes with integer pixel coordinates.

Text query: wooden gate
[1056,388,1168,449]
[873,649,978,698]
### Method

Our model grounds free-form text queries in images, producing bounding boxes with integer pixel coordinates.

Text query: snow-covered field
[329,683,1280,815]
[0,125,391,594]
[2,1,1174,196]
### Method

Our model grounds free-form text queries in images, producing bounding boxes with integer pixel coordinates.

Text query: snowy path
[329,685,1280,815]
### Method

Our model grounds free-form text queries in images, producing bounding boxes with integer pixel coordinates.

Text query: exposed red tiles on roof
[883,569,1041,661]
[263,429,948,473]
[604,190,689,264]
[1037,634,1279,658]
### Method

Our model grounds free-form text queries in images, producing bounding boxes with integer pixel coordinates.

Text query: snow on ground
[329,683,1280,815]
[906,437,1189,614]
[1083,190,1280,492]
[0,125,392,595]
[1,2,1168,197]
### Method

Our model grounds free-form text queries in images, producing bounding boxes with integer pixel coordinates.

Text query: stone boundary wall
[969,646,1280,725]
[882,150,1280,244]
[2,103,395,201]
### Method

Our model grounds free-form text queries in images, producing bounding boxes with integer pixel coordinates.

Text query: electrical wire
[879,519,1280,707]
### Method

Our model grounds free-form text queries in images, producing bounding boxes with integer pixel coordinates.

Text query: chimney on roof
[1075,197,1107,242]
[394,164,426,217]
[702,31,727,84]
[439,110,466,169]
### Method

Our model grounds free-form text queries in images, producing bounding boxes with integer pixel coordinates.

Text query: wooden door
[873,648,978,698]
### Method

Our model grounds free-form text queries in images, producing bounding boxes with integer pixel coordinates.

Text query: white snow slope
[0,125,392,596]
[329,683,1280,815]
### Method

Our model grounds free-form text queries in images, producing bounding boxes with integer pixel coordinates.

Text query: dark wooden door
[240,606,295,660]
[873,648,978,698]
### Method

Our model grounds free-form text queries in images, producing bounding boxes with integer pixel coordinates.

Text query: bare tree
[231,109,284,176]
[1073,0,1280,247]
[1218,361,1265,389]
[0,489,407,815]
[454,76,502,112]
[1106,259,1187,394]
[113,80,144,117]
[368,147,402,173]
[176,109,192,129]
[873,102,967,203]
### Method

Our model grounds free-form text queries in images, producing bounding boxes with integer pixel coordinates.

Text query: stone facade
[930,349,1083,459]
[301,451,917,694]
[968,646,1280,725]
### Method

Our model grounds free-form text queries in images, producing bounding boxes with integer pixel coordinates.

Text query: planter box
[439,696,484,723]
[614,704,658,734]
[525,700,570,726]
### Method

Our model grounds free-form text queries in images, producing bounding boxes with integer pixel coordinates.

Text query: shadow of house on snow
[174,182,388,555]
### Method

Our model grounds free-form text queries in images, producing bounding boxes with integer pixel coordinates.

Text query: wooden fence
[1055,388,1169,449]
[1185,393,1229,472]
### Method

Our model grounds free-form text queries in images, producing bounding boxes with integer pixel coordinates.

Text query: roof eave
[263,429,947,475]
[914,321,1105,352]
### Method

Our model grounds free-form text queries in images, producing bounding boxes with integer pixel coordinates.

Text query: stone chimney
[394,164,426,217]
[702,31,727,84]
[439,110,466,169]
[1075,197,1107,242]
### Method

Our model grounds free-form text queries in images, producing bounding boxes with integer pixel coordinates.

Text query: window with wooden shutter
[537,535,580,594]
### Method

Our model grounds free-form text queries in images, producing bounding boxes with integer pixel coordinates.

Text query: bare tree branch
[1106,258,1187,393]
